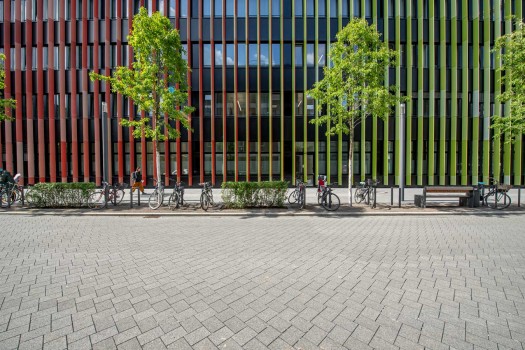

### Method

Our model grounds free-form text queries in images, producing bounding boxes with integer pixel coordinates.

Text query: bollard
[104,186,109,209]
[138,190,141,206]
[398,186,402,208]
[518,187,521,207]
[373,186,377,209]
[130,189,133,208]
[390,187,393,206]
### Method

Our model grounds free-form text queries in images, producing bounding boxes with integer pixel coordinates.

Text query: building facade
[1,0,524,187]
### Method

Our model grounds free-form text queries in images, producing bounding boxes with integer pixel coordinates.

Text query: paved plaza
[0,214,524,350]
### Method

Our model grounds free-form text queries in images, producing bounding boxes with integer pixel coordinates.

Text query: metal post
[138,189,141,206]
[101,102,109,208]
[390,186,393,206]
[130,188,133,208]
[399,103,406,201]
[518,187,521,207]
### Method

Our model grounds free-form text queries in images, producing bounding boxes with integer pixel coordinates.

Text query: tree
[492,19,525,142]
[90,7,193,184]
[0,53,16,122]
[307,18,403,206]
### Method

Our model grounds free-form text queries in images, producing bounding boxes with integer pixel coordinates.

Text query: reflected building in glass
[1,0,524,187]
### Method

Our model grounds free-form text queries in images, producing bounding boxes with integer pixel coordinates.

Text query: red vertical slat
[257,0,261,182]
[4,0,13,173]
[140,0,147,183]
[59,0,68,182]
[26,0,35,184]
[243,0,247,182]
[222,0,227,183]
[37,0,46,182]
[14,0,24,182]
[105,0,112,182]
[176,0,182,182]
[116,0,124,183]
[210,0,216,185]
[71,0,79,182]
[48,0,56,182]
[93,0,101,185]
[82,0,90,182]
[235,0,240,182]
[186,0,193,186]
[128,0,135,176]
[164,0,170,186]
[199,0,204,183]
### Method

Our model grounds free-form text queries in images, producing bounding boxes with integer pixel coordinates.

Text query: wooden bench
[416,186,477,208]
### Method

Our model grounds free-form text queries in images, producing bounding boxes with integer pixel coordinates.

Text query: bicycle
[319,183,340,211]
[199,182,214,211]
[88,182,127,209]
[148,178,165,210]
[354,179,380,207]
[168,172,185,210]
[0,182,16,208]
[479,179,511,210]
[288,180,306,209]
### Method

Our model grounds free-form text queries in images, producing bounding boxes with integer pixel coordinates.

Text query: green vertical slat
[303,0,307,183]
[360,0,366,182]
[406,0,412,185]
[450,0,457,185]
[314,0,319,183]
[503,0,512,184]
[291,0,296,185]
[257,0,261,182]
[371,0,378,181]
[278,1,284,181]
[268,0,272,181]
[472,0,480,184]
[417,0,423,185]
[428,0,435,185]
[515,0,523,185]
[395,0,401,185]
[383,0,389,185]
[494,0,501,182]
[338,0,343,186]
[326,2,332,182]
[461,0,469,185]
[482,0,490,183]
[439,0,446,185]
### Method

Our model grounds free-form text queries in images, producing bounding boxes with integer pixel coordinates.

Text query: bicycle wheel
[201,192,210,211]
[168,192,180,210]
[321,192,340,211]
[88,191,105,209]
[354,188,364,204]
[288,190,299,204]
[369,189,376,208]
[0,190,11,208]
[485,192,511,210]
[298,189,306,210]
[148,190,162,210]
[113,189,125,205]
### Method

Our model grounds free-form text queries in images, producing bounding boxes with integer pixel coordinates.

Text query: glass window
[237,92,246,117]
[271,94,280,115]
[272,0,279,16]
[204,95,212,116]
[353,0,360,17]
[249,0,257,16]
[203,0,210,17]
[318,44,325,66]
[215,44,223,65]
[296,93,304,115]
[342,0,348,16]
[295,45,302,67]
[272,44,280,66]
[249,44,258,66]
[260,0,268,16]
[318,0,325,17]
[169,0,176,17]
[180,0,187,17]
[215,0,222,16]
[330,0,336,17]
[295,1,302,16]
[307,0,314,16]
[54,0,60,20]
[226,0,234,16]
[238,0,245,16]
[260,44,269,66]
[238,43,246,66]
[306,44,315,66]
[203,44,211,66]
[226,44,235,66]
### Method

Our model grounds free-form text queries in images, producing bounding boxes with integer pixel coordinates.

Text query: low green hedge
[221,181,288,208]
[26,182,96,208]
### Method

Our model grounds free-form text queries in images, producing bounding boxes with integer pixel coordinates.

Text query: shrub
[26,182,96,208]
[221,181,288,209]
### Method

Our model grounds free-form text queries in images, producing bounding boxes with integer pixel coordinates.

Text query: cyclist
[130,167,145,194]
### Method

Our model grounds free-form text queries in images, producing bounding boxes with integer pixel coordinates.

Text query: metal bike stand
[137,190,141,206]
[518,187,521,207]
[390,187,394,206]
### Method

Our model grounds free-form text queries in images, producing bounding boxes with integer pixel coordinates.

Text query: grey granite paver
[1,215,525,349]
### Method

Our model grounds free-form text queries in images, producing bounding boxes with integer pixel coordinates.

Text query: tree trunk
[348,124,354,207]
[155,141,161,187]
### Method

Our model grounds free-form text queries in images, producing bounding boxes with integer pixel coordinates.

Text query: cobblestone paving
[0,214,524,350]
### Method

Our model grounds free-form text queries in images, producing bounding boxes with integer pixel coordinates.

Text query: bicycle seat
[359,181,366,185]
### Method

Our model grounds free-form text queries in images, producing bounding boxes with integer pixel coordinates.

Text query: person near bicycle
[130,167,145,194]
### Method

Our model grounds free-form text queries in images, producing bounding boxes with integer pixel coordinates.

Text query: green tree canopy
[91,7,194,182]
[308,18,403,205]
[493,19,525,142]
[0,53,16,122]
